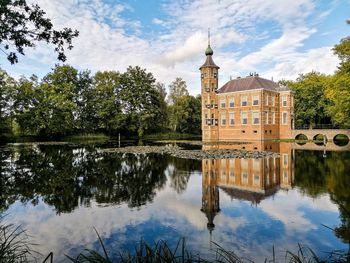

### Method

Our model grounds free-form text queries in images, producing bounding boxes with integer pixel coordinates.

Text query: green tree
[167,77,189,105]
[325,34,350,127]
[0,69,16,136]
[120,66,165,137]
[0,0,79,64]
[92,71,124,134]
[286,72,332,128]
[15,65,78,136]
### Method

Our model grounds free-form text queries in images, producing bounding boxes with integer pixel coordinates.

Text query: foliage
[284,72,332,128]
[167,78,201,134]
[0,0,79,64]
[120,66,167,137]
[325,35,350,128]
[0,69,16,135]
[3,65,174,138]
[0,217,36,262]
[167,78,189,105]
[333,36,350,74]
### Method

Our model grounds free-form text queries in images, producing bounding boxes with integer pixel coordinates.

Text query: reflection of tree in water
[0,145,170,214]
[167,156,201,194]
[294,150,350,244]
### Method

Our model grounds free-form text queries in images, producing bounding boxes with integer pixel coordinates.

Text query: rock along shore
[101,145,279,160]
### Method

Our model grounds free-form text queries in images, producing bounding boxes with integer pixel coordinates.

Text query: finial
[205,28,214,56]
[208,28,210,46]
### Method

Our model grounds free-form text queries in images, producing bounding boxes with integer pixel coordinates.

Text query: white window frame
[264,111,269,124]
[241,111,248,125]
[229,112,235,126]
[229,97,234,108]
[252,95,259,106]
[252,111,259,125]
[220,98,226,108]
[282,112,287,125]
[241,95,248,106]
[221,112,226,126]
[282,95,287,107]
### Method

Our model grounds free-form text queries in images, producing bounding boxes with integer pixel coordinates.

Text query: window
[272,96,275,106]
[253,175,260,186]
[253,95,259,105]
[272,112,275,124]
[252,112,259,124]
[214,72,217,78]
[282,112,287,125]
[229,112,235,126]
[283,154,288,167]
[229,171,235,182]
[283,170,289,183]
[242,172,248,185]
[241,112,247,124]
[229,97,234,107]
[221,113,226,126]
[265,95,269,106]
[220,99,226,108]
[282,95,287,107]
[241,95,248,106]
[264,111,268,124]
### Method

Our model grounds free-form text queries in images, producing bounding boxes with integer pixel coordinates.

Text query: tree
[0,69,16,135]
[168,95,201,134]
[333,37,350,74]
[0,0,79,64]
[15,65,78,136]
[285,72,332,128]
[120,66,165,137]
[92,71,124,134]
[167,77,189,105]
[325,33,350,127]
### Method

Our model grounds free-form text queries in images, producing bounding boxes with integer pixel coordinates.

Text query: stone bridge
[291,129,350,141]
[292,141,350,151]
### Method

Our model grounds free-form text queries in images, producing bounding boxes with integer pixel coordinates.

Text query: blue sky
[1,0,349,94]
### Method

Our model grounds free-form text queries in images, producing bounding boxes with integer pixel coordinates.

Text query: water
[0,141,349,262]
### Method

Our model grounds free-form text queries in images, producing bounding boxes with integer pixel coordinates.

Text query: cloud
[4,0,340,96]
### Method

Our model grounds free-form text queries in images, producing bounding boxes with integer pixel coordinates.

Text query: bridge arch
[295,134,308,140]
[333,134,349,146]
[313,134,327,145]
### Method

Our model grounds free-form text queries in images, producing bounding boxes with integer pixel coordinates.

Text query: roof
[199,55,220,70]
[218,76,288,93]
[220,185,278,204]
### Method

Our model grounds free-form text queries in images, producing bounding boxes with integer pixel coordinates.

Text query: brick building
[200,43,294,141]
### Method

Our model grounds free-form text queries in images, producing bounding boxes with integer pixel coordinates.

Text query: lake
[0,140,349,262]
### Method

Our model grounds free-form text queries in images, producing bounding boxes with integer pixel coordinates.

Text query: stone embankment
[102,145,279,160]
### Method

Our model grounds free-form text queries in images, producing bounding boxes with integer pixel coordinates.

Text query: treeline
[282,36,350,129]
[0,66,201,139]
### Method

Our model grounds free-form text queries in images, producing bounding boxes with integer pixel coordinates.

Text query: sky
[1,0,350,95]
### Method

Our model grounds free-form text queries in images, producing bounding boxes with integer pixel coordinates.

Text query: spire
[208,28,210,46]
[205,28,214,56]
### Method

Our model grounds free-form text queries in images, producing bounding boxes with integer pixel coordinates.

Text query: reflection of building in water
[201,142,294,233]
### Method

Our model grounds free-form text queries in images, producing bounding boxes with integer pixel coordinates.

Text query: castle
[200,40,294,141]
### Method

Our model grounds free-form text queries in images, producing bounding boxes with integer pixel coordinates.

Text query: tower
[201,159,220,240]
[200,30,220,141]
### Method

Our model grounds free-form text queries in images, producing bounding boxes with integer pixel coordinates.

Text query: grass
[65,231,350,263]
[0,216,37,263]
[0,223,349,263]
